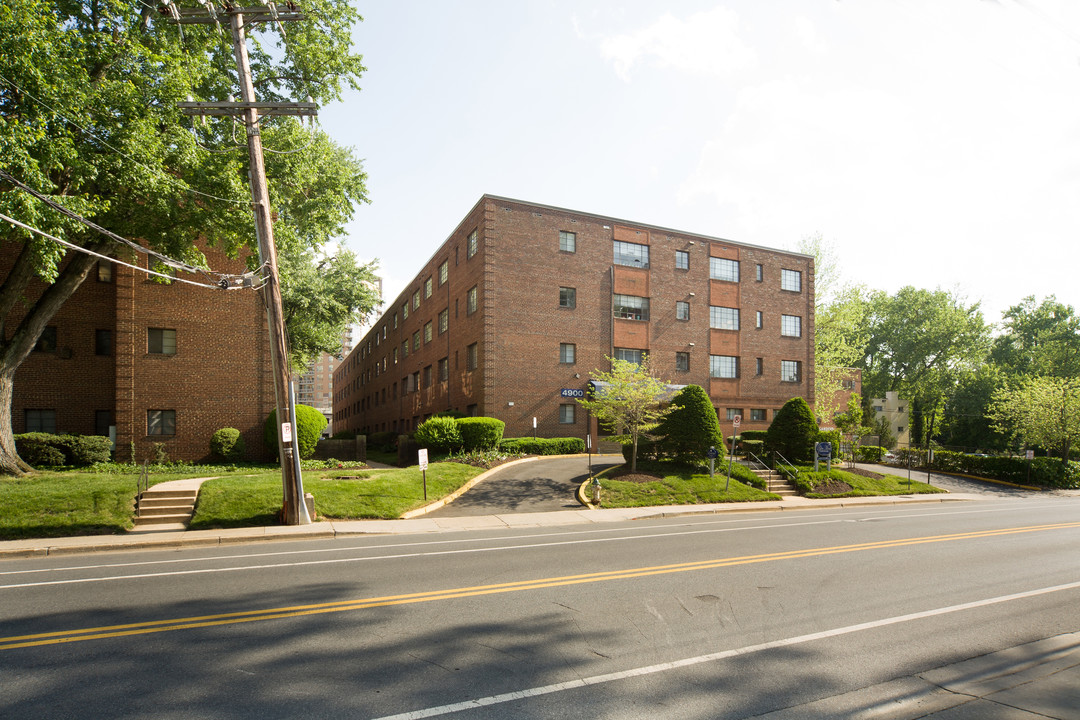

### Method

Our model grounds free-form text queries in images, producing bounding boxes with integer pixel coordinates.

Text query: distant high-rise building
[294,327,354,434]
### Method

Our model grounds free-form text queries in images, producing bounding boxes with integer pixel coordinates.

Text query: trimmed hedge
[457,417,505,451]
[739,430,768,442]
[415,416,463,452]
[741,439,765,458]
[855,445,886,462]
[209,428,245,462]
[264,404,328,459]
[15,433,112,467]
[498,437,585,455]
[889,448,1080,489]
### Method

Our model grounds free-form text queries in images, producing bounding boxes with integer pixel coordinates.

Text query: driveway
[857,461,1080,497]
[424,455,624,517]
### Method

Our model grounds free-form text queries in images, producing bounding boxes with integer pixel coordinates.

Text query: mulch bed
[843,466,884,479]
[812,480,854,495]
[604,466,666,484]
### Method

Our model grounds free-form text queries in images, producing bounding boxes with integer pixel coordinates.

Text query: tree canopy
[0,0,376,473]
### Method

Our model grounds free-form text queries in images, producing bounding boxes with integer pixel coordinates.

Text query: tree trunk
[0,241,106,476]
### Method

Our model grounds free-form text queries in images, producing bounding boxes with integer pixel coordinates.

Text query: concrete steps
[745,466,799,497]
[132,487,198,532]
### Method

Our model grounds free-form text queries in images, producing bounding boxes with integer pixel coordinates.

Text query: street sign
[418,448,429,470]
[560,388,585,398]
[733,415,741,427]
[1026,450,1035,460]
[816,441,832,458]
[281,422,293,443]
[707,446,720,459]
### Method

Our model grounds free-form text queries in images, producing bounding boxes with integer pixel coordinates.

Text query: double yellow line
[3,521,1078,651]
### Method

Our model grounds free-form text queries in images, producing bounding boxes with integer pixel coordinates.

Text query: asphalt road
[2,494,1079,719]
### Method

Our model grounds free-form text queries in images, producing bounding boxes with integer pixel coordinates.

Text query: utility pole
[172,4,314,524]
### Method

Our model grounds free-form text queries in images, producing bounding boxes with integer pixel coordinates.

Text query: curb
[400,456,540,519]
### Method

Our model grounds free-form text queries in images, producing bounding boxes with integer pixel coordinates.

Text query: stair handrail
[745,450,773,489]
[773,450,799,484]
[136,460,149,516]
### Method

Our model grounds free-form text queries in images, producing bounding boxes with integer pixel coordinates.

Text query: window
[781,315,802,337]
[35,326,57,353]
[782,269,802,292]
[467,404,478,417]
[710,306,739,331]
[466,343,478,371]
[402,340,408,359]
[710,258,739,282]
[781,360,802,382]
[560,404,576,424]
[613,241,649,268]
[560,343,576,364]
[756,264,763,282]
[393,312,399,329]
[424,277,433,299]
[438,357,448,382]
[467,230,478,258]
[750,408,767,422]
[97,261,113,283]
[675,250,689,270]
[559,287,576,309]
[756,357,763,376]
[676,352,690,372]
[710,355,738,379]
[147,409,176,436]
[726,408,744,421]
[614,348,643,365]
[438,309,448,334]
[614,294,650,321]
[423,365,432,388]
[755,311,763,329]
[393,347,399,365]
[413,331,420,352]
[467,285,478,315]
[413,289,421,310]
[676,301,690,321]
[148,328,176,355]
[25,409,56,433]
[559,230,576,252]
[95,410,113,436]
[897,426,905,433]
[95,329,112,356]
[439,261,448,285]
[424,322,432,344]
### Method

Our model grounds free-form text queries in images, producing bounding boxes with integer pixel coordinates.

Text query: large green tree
[990,376,1080,463]
[0,0,374,474]
[859,287,989,447]
[991,295,1080,380]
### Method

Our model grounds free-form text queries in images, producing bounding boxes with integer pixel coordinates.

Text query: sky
[317,0,1080,330]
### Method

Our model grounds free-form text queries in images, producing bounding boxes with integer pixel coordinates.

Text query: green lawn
[795,468,945,498]
[597,462,781,507]
[189,462,485,529]
[0,472,139,539]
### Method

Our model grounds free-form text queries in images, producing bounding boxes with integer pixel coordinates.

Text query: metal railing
[772,450,799,484]
[136,460,149,516]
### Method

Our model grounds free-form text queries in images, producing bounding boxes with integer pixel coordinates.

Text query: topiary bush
[498,437,585,455]
[765,397,818,463]
[210,427,245,462]
[651,384,724,466]
[457,417,505,451]
[415,416,463,452]
[264,404,328,459]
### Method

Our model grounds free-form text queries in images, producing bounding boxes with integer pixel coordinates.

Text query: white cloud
[598,6,757,81]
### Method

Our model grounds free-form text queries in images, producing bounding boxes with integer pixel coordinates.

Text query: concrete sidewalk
[0,491,976,560]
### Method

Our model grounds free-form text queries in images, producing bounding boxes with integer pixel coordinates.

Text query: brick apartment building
[8,244,275,462]
[333,196,815,442]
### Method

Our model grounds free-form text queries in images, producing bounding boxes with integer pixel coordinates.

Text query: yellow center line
[3,520,1078,651]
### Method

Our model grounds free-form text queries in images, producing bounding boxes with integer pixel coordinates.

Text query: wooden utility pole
[174,5,314,524]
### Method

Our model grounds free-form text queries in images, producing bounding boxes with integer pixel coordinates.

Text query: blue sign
[816,441,832,458]
[561,388,585,398]
[707,446,720,459]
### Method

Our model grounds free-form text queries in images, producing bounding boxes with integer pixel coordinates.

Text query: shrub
[651,385,724,466]
[15,433,111,467]
[855,445,886,462]
[498,437,586,455]
[816,429,841,460]
[742,439,765,458]
[765,397,818,463]
[210,428,245,462]
[264,404,328,459]
[330,430,356,440]
[739,430,767,443]
[457,417,505,451]
[415,416,463,452]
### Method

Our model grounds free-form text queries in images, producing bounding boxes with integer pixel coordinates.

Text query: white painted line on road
[370,579,1080,720]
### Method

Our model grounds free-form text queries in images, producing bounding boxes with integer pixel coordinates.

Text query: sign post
[418,448,429,501]
[815,441,832,472]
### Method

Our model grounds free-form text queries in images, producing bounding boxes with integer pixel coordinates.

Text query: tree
[859,287,989,447]
[992,296,1080,380]
[577,355,670,473]
[990,376,1080,463]
[652,384,723,466]
[766,397,818,463]
[813,284,872,424]
[0,0,372,474]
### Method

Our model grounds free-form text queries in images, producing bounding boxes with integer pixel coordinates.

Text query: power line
[0,212,265,291]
